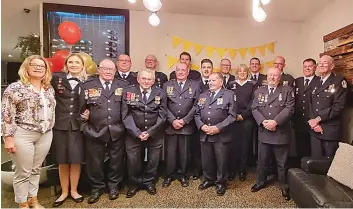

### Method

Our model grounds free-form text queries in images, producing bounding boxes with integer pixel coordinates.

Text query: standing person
[190,58,214,180]
[220,58,235,89]
[115,54,137,85]
[293,58,320,162]
[273,56,295,87]
[195,72,237,196]
[249,57,267,89]
[51,54,87,207]
[80,59,129,204]
[250,67,294,201]
[170,52,201,81]
[122,69,167,198]
[2,55,56,208]
[145,54,168,88]
[227,64,255,181]
[162,63,200,188]
[308,55,347,157]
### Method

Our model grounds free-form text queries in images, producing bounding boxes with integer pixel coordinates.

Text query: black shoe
[228,173,235,181]
[52,196,67,207]
[146,185,157,195]
[239,172,246,182]
[108,189,119,200]
[198,181,215,190]
[71,195,84,203]
[179,177,189,187]
[216,184,226,196]
[87,191,102,204]
[126,187,140,198]
[251,184,265,192]
[162,178,172,188]
[281,189,291,201]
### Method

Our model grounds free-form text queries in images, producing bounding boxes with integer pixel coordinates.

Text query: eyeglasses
[274,63,284,66]
[29,63,46,69]
[145,59,157,62]
[98,67,116,72]
[220,64,231,67]
[118,59,131,63]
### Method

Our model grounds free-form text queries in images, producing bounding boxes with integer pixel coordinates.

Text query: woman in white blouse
[2,55,56,208]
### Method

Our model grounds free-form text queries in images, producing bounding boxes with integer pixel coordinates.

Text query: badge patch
[157,78,161,87]
[84,90,88,99]
[283,81,288,86]
[167,86,174,95]
[115,88,123,96]
[342,80,347,88]
[155,96,161,104]
[217,98,223,105]
[189,87,193,94]
[264,94,268,103]
[199,98,206,105]
[279,93,283,101]
[88,88,101,97]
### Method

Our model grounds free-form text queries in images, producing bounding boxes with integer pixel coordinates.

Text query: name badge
[115,88,123,96]
[217,98,223,105]
[155,96,161,104]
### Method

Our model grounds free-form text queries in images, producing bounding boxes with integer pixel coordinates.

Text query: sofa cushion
[327,142,353,189]
[288,168,353,208]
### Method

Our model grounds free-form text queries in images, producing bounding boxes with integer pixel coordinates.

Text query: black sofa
[288,157,353,208]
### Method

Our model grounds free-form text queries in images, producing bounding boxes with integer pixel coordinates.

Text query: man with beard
[145,54,168,88]
[115,54,137,85]
[251,67,294,201]
[170,52,201,81]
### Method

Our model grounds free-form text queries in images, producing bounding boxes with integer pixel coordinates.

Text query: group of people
[2,51,348,208]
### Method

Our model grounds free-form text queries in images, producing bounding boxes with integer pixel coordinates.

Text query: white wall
[130,11,303,77]
[301,0,353,143]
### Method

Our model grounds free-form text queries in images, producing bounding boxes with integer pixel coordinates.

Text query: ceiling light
[253,7,267,22]
[143,0,162,12]
[128,0,136,3]
[148,13,160,26]
[261,0,271,5]
[8,54,13,58]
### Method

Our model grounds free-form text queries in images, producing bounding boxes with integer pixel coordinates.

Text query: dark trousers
[310,135,338,157]
[85,137,125,192]
[201,141,229,185]
[294,124,311,160]
[234,118,253,173]
[256,142,289,190]
[165,134,191,178]
[125,135,162,187]
[250,119,259,166]
[190,132,202,175]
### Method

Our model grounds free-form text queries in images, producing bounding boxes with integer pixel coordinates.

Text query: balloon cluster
[46,21,97,75]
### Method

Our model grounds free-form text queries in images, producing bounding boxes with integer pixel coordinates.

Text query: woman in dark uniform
[51,53,87,207]
[228,64,255,181]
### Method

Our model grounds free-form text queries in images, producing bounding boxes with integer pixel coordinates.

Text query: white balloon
[148,13,160,26]
[253,7,267,22]
[143,0,162,12]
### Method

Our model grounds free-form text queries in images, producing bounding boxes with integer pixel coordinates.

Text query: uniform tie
[205,80,209,85]
[210,91,215,100]
[178,82,183,91]
[104,81,111,93]
[320,79,323,86]
[304,79,310,88]
[122,73,127,79]
[252,74,257,81]
[142,90,148,103]
[223,76,227,86]
[269,87,274,95]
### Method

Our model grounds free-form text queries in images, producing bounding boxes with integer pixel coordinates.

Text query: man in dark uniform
[250,57,267,89]
[80,59,129,204]
[308,55,347,157]
[162,62,200,188]
[198,59,213,93]
[220,58,235,89]
[170,52,201,81]
[293,58,320,162]
[122,69,167,198]
[115,54,137,85]
[195,72,237,196]
[145,54,168,88]
[190,59,214,180]
[274,56,295,87]
[251,67,294,201]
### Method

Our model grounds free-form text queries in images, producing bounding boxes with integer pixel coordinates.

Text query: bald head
[274,56,286,72]
[267,67,281,87]
[145,54,158,70]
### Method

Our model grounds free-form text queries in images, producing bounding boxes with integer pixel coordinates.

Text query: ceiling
[1,0,332,61]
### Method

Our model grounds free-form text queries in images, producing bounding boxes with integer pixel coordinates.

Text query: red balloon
[46,57,64,72]
[58,21,81,45]
[53,50,70,61]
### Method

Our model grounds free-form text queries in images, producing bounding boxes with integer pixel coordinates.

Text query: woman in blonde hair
[51,53,87,207]
[227,64,255,182]
[2,55,56,208]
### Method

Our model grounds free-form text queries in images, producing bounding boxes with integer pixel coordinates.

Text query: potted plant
[14,33,40,61]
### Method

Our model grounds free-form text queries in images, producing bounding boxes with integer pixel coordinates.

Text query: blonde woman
[227,64,255,182]
[51,53,87,207]
[2,55,56,208]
